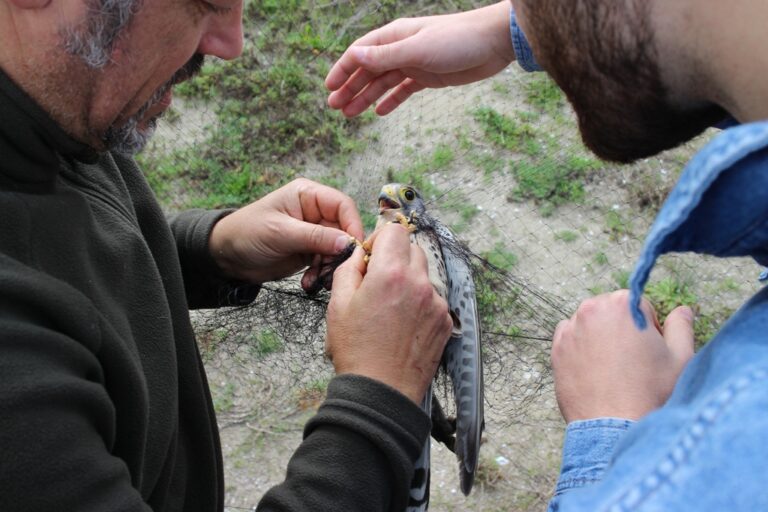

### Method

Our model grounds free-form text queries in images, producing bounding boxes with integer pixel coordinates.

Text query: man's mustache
[171,53,205,86]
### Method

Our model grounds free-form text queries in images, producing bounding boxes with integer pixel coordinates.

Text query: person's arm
[548,291,694,507]
[326,1,516,117]
[169,178,364,309]
[168,208,261,308]
[257,376,431,511]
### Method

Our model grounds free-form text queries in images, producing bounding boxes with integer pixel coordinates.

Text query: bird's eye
[404,189,415,201]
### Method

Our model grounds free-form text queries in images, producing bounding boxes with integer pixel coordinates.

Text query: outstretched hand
[326,1,515,118]
[209,178,364,288]
[326,224,453,403]
[552,290,695,422]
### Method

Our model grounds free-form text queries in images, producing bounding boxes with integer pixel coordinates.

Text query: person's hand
[326,224,453,403]
[326,1,515,118]
[209,178,364,288]
[552,290,695,423]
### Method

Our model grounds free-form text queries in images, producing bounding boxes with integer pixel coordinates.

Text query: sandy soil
[153,64,763,511]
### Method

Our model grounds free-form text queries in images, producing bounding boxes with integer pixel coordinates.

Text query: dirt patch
[151,65,763,510]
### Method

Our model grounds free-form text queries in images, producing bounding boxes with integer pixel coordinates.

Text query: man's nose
[197,6,244,60]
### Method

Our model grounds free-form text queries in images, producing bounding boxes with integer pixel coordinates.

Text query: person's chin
[137,114,162,133]
[574,102,725,164]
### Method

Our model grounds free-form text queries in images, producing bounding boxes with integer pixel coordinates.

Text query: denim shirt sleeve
[510,9,543,72]
[548,418,635,511]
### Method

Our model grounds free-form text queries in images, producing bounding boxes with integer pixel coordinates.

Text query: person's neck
[654,0,768,123]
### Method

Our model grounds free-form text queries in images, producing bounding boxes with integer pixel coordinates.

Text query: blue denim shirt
[511,10,768,511]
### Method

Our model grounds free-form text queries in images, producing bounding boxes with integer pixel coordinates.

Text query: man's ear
[8,0,52,9]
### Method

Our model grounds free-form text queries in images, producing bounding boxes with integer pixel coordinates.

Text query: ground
[143,14,764,511]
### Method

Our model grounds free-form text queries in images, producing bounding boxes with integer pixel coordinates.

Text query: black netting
[137,2,764,509]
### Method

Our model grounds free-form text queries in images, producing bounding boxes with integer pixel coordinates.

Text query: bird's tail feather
[407,387,432,511]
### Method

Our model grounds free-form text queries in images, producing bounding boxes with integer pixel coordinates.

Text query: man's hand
[552,290,695,423]
[209,178,364,288]
[326,224,453,403]
[326,1,515,118]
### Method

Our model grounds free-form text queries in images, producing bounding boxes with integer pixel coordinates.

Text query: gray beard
[102,113,159,155]
[61,1,203,155]
[103,83,170,155]
[61,0,156,155]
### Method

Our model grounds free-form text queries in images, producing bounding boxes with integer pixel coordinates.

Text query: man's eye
[204,2,233,14]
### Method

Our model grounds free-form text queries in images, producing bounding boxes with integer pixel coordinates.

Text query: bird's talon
[394,212,417,233]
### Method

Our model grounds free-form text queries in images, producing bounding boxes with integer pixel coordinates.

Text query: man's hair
[62,0,142,68]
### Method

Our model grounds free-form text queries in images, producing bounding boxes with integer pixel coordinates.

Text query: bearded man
[0,1,454,511]
[327,0,768,510]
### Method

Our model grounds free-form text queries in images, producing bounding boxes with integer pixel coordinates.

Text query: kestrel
[374,183,484,512]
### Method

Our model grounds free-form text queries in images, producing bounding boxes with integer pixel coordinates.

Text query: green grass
[555,230,578,243]
[471,152,507,178]
[212,382,236,414]
[593,252,609,266]
[508,154,600,211]
[645,277,728,345]
[612,270,631,289]
[472,107,539,155]
[475,260,530,334]
[252,329,284,358]
[605,210,634,241]
[385,144,459,200]
[523,74,566,116]
[483,242,518,271]
[142,1,479,210]
[431,143,455,169]
[646,277,697,314]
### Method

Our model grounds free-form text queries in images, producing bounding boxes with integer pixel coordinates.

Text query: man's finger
[285,217,352,257]
[375,78,426,116]
[330,246,367,300]
[662,306,696,364]
[325,20,420,90]
[351,40,425,75]
[328,68,381,109]
[341,69,407,118]
[300,183,364,241]
[366,223,412,268]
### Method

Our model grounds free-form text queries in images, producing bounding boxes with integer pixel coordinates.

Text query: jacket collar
[0,67,98,186]
[629,121,768,328]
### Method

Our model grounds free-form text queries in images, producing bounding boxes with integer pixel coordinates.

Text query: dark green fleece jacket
[0,69,430,512]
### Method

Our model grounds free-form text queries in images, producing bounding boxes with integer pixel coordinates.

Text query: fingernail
[335,235,351,253]
[680,306,695,322]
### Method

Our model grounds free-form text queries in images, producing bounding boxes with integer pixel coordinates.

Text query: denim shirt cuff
[510,9,543,72]
[555,418,635,496]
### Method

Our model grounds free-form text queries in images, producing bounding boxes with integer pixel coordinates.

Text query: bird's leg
[431,394,457,453]
[349,236,373,264]
[394,211,418,233]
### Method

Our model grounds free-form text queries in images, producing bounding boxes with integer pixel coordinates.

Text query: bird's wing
[435,223,484,496]
[406,229,443,512]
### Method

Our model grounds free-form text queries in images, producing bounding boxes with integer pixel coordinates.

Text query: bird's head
[378,183,425,217]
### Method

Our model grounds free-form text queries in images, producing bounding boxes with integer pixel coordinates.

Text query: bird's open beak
[378,194,401,213]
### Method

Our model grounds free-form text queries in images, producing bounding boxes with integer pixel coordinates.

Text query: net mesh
[137,1,764,509]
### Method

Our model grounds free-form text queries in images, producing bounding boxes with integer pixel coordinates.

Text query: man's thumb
[663,306,696,363]
[291,219,351,257]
